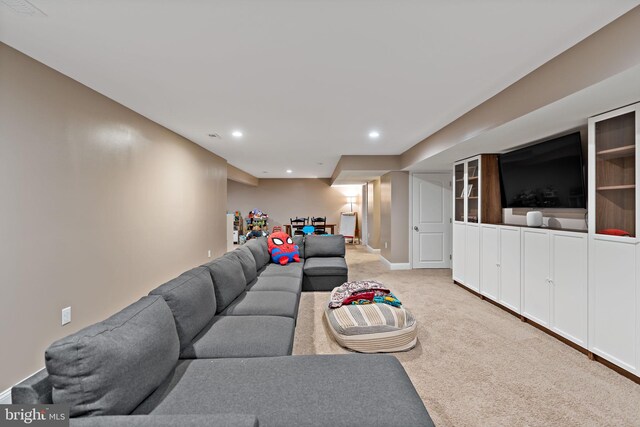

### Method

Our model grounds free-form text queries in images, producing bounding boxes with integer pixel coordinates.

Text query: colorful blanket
[329,280,394,309]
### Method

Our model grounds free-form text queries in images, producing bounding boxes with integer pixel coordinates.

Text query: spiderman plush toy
[267,232,300,265]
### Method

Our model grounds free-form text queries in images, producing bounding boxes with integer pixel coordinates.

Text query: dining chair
[311,216,326,234]
[290,217,308,235]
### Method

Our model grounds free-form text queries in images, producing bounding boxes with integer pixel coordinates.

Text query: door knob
[414,226,419,232]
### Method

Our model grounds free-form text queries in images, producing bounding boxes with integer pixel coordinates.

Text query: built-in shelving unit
[451,103,640,382]
[452,155,502,225]
[588,101,640,379]
[452,154,502,291]
[593,110,636,236]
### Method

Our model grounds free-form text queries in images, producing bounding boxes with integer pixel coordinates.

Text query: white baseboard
[379,255,411,270]
[0,368,47,405]
[0,387,11,404]
[366,245,380,254]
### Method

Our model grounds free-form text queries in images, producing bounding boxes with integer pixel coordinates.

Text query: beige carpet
[293,246,640,427]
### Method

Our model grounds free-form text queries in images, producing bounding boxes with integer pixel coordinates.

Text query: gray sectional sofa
[12,235,434,427]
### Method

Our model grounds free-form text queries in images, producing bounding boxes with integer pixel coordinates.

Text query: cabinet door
[454,163,465,222]
[522,229,551,327]
[453,222,466,283]
[499,227,521,313]
[465,224,480,291]
[480,225,499,300]
[589,238,638,373]
[551,232,587,347]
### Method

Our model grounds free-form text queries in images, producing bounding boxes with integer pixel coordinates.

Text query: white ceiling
[1,0,638,178]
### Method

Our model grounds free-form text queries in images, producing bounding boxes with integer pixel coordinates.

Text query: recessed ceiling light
[369,131,380,139]
[262,171,268,174]
[232,131,243,138]
[286,169,293,174]
[208,133,221,138]
[317,162,324,165]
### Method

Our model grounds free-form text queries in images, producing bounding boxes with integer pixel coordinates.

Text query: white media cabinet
[453,101,640,379]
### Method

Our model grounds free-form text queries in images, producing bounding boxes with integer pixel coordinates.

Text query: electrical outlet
[384,242,388,249]
[61,307,71,326]
[208,250,212,258]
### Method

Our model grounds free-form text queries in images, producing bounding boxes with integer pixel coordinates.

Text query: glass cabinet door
[454,163,465,222]
[594,111,636,237]
[466,159,479,223]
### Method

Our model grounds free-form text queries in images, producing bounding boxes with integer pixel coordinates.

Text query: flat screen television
[499,132,586,208]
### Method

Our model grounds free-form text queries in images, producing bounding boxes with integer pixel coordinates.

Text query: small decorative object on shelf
[598,228,631,237]
[526,211,543,227]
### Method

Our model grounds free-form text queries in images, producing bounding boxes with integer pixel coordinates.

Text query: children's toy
[267,232,300,265]
[246,209,268,230]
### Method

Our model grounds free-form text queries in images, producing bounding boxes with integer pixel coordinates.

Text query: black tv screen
[499,132,586,208]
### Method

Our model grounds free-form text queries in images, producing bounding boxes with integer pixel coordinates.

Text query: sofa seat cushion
[149,267,216,351]
[303,257,348,276]
[132,355,434,427]
[257,262,304,279]
[219,291,298,319]
[246,275,301,295]
[180,315,294,359]
[302,274,348,292]
[203,253,247,313]
[45,296,179,417]
[244,238,270,269]
[304,235,345,258]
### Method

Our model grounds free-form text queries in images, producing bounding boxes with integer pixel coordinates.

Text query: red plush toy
[267,232,301,265]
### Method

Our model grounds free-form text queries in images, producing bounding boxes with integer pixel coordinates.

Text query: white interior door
[412,173,452,268]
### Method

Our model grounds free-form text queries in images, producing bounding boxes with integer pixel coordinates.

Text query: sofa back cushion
[232,246,257,284]
[149,267,216,350]
[292,235,305,259]
[304,234,346,258]
[45,296,179,417]
[203,253,247,313]
[245,238,270,269]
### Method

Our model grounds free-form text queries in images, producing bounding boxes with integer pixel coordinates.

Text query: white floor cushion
[324,302,418,353]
